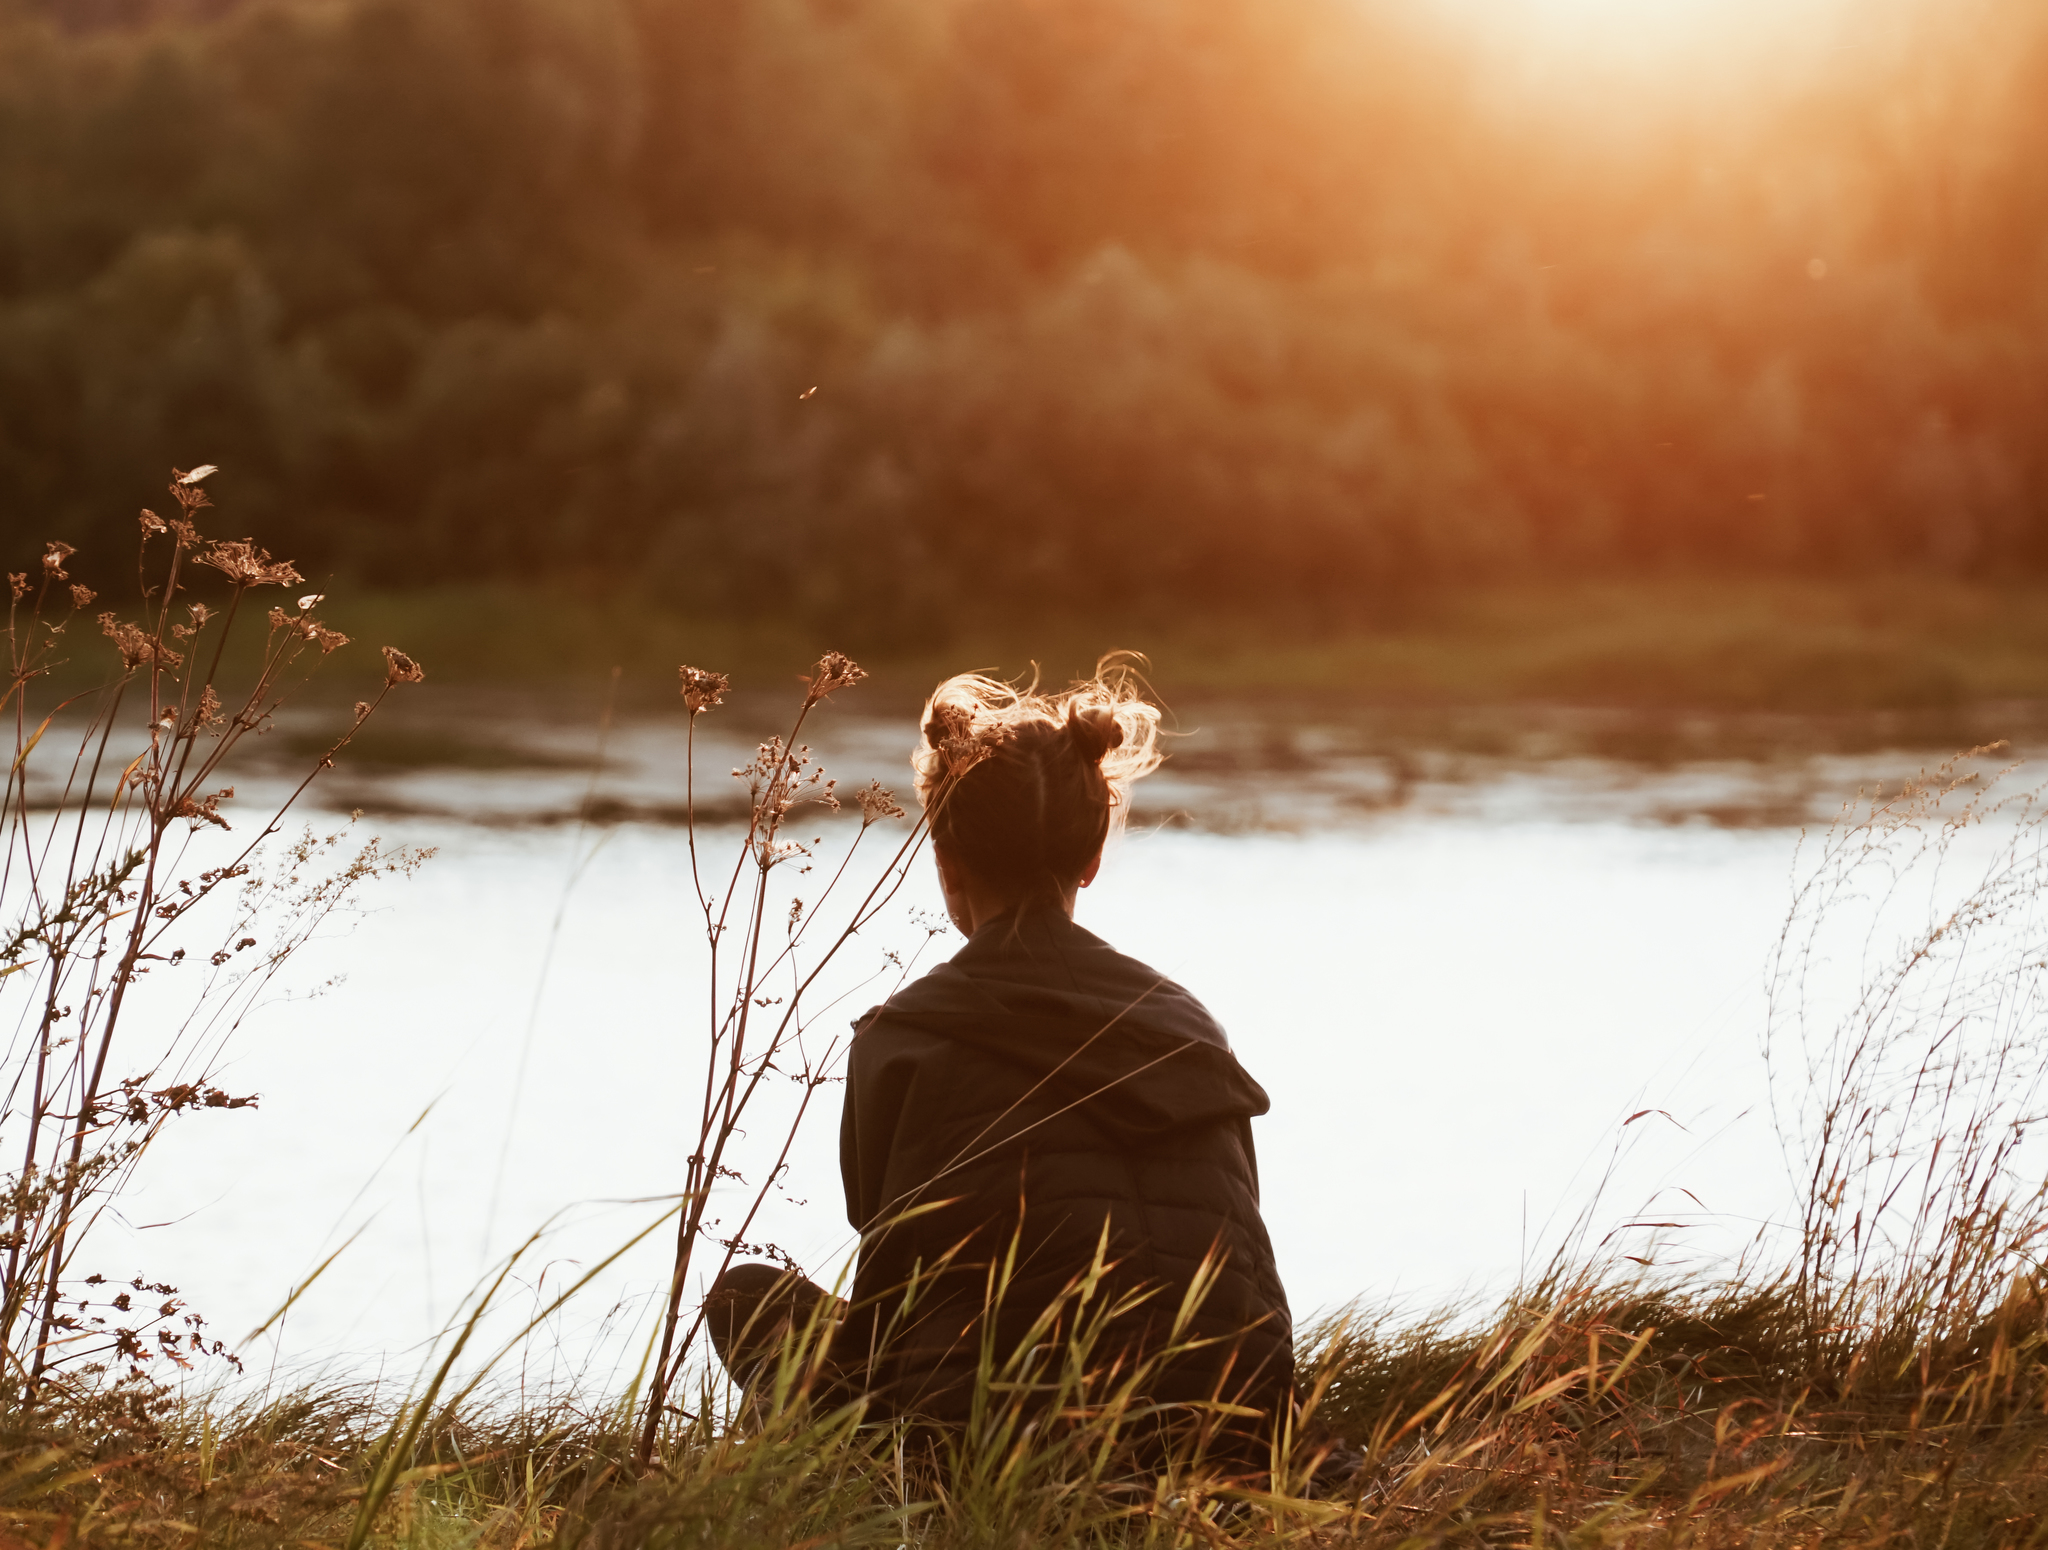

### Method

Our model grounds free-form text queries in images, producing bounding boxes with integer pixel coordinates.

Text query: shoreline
[284,575,2048,717]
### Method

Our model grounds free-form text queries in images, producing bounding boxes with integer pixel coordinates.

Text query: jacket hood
[854,906,1269,1142]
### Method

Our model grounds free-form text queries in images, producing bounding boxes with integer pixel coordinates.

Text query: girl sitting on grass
[709,659,1292,1468]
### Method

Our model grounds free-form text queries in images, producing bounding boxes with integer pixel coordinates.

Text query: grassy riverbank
[309,576,2048,715]
[10,1266,2044,1548]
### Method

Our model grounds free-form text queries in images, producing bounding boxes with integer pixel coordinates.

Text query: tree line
[1,0,2043,630]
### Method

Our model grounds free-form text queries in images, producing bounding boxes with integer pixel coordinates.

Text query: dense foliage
[1,0,2044,630]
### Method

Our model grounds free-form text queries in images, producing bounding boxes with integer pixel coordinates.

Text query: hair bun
[1064,703,1125,763]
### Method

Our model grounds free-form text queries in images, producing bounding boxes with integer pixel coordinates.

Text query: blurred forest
[0,0,2043,636]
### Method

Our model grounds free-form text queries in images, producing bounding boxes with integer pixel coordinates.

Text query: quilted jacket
[838,905,1292,1442]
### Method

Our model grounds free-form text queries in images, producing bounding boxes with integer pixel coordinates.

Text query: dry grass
[0,1260,2043,1548]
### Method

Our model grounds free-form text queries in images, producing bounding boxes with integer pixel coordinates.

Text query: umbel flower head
[267,607,350,654]
[802,650,865,708]
[382,647,425,686]
[195,539,303,589]
[853,779,905,827]
[679,665,729,715]
[99,613,182,671]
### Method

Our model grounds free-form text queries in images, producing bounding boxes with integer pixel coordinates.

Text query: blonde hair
[913,654,1164,901]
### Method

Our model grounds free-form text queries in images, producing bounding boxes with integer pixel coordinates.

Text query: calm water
[70,693,2014,1388]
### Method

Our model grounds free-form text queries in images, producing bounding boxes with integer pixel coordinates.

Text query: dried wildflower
[169,467,214,513]
[139,509,168,536]
[354,700,372,723]
[175,601,212,638]
[262,604,350,654]
[68,584,95,609]
[99,612,183,671]
[171,787,233,831]
[42,541,75,580]
[382,646,425,685]
[168,515,201,547]
[853,779,906,826]
[755,837,812,871]
[735,738,834,829]
[924,700,992,781]
[195,539,302,588]
[191,685,222,731]
[802,650,865,707]
[8,573,26,602]
[679,665,730,715]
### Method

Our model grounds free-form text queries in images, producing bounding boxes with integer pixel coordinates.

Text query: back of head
[914,654,1164,905]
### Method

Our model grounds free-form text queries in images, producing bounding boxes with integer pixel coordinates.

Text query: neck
[968,891,1076,937]
[949,878,1078,938]
[934,844,1094,936]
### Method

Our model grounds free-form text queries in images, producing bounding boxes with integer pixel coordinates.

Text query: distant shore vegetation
[2,0,2044,637]
[281,577,2048,725]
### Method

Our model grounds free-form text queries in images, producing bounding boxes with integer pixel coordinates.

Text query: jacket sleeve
[840,1024,874,1232]
[841,1016,919,1234]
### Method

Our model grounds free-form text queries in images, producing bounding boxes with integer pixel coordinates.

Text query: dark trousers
[704,1262,850,1394]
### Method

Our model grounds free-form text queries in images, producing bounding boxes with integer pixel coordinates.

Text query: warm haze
[0,0,2040,643]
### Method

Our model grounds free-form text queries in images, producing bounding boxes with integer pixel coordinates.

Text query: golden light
[1430,0,1863,94]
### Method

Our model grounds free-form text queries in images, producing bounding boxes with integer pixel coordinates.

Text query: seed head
[195,539,302,588]
[42,541,75,580]
[169,467,215,513]
[139,510,168,536]
[923,700,991,779]
[69,584,95,609]
[172,786,232,831]
[9,574,26,603]
[382,646,425,685]
[854,779,906,826]
[269,606,352,654]
[679,665,730,715]
[802,650,865,707]
[99,612,183,671]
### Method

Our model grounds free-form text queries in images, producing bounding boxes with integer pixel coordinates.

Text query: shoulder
[849,950,999,1046]
[981,912,1237,1052]
[1075,937,1233,1052]
[849,970,976,1073]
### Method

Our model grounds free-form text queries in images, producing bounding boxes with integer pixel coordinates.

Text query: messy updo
[913,654,1164,903]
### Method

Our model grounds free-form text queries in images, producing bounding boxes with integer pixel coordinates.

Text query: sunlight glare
[1430,0,1855,86]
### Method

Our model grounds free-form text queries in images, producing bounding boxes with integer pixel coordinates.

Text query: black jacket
[839,905,1292,1432]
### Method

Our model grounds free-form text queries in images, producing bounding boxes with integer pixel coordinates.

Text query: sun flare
[1433,0,1857,84]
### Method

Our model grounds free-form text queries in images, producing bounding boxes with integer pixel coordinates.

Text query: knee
[709,1262,796,1302]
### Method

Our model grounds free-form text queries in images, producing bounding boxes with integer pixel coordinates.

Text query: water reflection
[253,689,2041,833]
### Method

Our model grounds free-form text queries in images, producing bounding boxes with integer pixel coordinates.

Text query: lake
[72,687,2027,1391]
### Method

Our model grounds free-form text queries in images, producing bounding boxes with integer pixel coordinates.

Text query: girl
[710,660,1291,1465]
